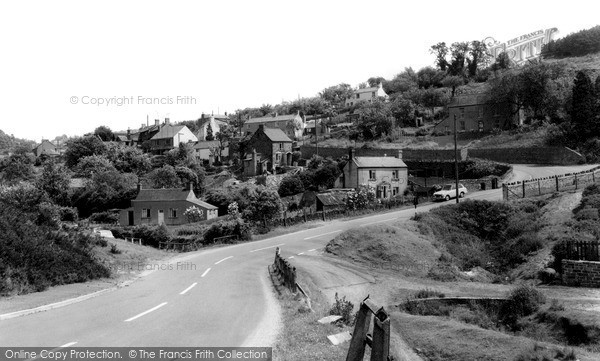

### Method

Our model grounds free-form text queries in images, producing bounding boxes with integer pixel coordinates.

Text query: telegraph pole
[454,114,459,203]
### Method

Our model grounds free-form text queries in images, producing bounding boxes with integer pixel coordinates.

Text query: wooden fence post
[346,303,372,361]
[371,317,391,361]
[575,174,578,190]
[555,175,559,191]
[538,179,541,195]
[522,181,526,198]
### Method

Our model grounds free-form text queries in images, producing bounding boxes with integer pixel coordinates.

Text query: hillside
[0,129,35,154]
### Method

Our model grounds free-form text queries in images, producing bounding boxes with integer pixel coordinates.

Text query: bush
[110,244,122,254]
[89,211,119,224]
[203,218,251,245]
[58,206,79,222]
[500,285,546,330]
[255,175,267,186]
[278,175,305,197]
[131,224,171,248]
[414,288,445,299]
[329,293,354,325]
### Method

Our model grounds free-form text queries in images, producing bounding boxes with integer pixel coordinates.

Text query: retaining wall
[468,147,584,165]
[562,259,600,288]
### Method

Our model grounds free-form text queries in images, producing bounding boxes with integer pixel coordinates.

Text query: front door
[128,211,134,226]
[158,209,164,225]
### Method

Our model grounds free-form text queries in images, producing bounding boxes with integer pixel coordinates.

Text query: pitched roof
[354,86,380,94]
[150,125,187,140]
[132,188,218,210]
[193,140,220,149]
[352,156,407,168]
[316,193,345,206]
[246,114,300,124]
[134,188,192,201]
[261,127,293,142]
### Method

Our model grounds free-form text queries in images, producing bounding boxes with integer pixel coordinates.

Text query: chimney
[141,123,145,129]
[224,111,227,116]
[155,119,159,126]
[165,117,170,125]
[258,124,265,132]
[349,147,355,160]
[137,183,142,192]
[187,181,194,191]
[396,149,403,159]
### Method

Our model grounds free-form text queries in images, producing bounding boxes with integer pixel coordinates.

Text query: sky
[0,0,598,142]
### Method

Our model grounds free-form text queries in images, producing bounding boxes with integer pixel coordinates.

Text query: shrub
[89,211,119,224]
[110,244,122,254]
[500,285,546,330]
[329,293,354,325]
[413,288,445,299]
[255,175,267,186]
[58,206,79,222]
[278,175,305,197]
[131,224,171,248]
[203,218,251,244]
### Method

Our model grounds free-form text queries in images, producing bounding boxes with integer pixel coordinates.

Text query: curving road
[0,164,596,348]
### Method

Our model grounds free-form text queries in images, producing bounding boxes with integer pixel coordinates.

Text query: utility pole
[454,114,459,203]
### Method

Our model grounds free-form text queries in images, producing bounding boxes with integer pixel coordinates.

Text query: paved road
[0,164,596,348]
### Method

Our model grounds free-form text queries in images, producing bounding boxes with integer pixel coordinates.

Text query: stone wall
[468,147,584,165]
[562,259,600,288]
[300,145,465,161]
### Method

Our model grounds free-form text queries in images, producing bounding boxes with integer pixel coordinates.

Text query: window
[169,208,178,218]
[460,120,466,131]
[279,143,283,149]
[356,94,360,99]
[372,92,376,98]
[478,106,483,119]
[369,170,376,180]
[392,170,399,180]
[141,209,150,218]
[393,187,399,196]
[459,107,465,118]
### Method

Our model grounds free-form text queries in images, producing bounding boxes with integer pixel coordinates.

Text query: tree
[416,67,445,89]
[215,124,233,160]
[278,175,305,197]
[389,95,417,127]
[355,100,394,139]
[571,71,598,141]
[75,155,116,178]
[148,165,180,189]
[313,163,341,190]
[259,104,273,116]
[71,171,137,217]
[205,123,214,141]
[319,83,354,109]
[64,136,107,168]
[466,40,490,78]
[491,51,512,72]
[367,77,385,87]
[0,147,35,185]
[36,161,71,206]
[184,206,204,223]
[94,126,115,142]
[105,143,151,175]
[430,42,449,71]
[244,188,282,223]
[448,42,470,77]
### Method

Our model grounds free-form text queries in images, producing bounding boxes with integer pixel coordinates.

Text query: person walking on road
[413,193,419,209]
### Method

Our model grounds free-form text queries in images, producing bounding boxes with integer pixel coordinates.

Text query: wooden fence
[565,240,600,261]
[346,296,391,361]
[503,167,600,201]
[272,247,297,292]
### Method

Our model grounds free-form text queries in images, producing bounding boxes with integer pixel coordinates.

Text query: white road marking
[179,282,197,295]
[201,268,211,277]
[215,256,233,265]
[124,302,168,322]
[250,243,284,253]
[308,248,317,252]
[304,230,342,240]
[59,342,77,348]
[297,252,304,255]
[288,256,295,259]
[361,218,396,226]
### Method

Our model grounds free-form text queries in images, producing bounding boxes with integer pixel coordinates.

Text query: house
[435,92,523,132]
[193,140,228,163]
[119,184,218,226]
[303,117,330,136]
[243,125,293,176]
[244,112,304,140]
[339,148,408,199]
[148,123,198,155]
[32,139,59,157]
[129,119,163,147]
[345,83,387,107]
[196,113,229,141]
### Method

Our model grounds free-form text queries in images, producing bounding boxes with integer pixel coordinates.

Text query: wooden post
[522,181,526,198]
[575,174,578,189]
[371,317,390,361]
[346,303,372,361]
[555,175,559,191]
[538,179,541,195]
[303,208,307,223]
[283,211,287,227]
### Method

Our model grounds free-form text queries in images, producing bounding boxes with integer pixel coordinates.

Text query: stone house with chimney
[196,113,229,141]
[243,125,293,176]
[338,148,408,199]
[148,123,198,155]
[345,83,387,107]
[32,139,59,157]
[119,184,218,226]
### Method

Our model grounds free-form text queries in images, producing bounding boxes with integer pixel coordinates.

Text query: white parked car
[433,183,467,201]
